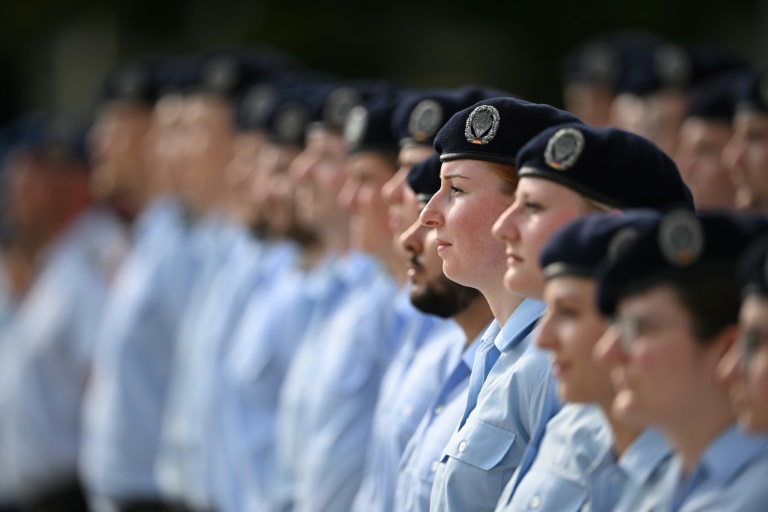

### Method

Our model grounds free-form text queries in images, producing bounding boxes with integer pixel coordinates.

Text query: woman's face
[492,177,590,300]
[419,159,514,291]
[596,285,722,429]
[537,276,613,404]
[719,295,768,433]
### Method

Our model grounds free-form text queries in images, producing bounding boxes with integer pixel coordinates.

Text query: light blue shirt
[351,302,464,512]
[270,251,376,512]
[0,208,126,498]
[80,197,198,502]
[495,404,613,512]
[155,218,298,510]
[665,425,768,512]
[292,264,406,512]
[429,299,548,512]
[393,328,486,512]
[588,429,671,512]
[214,254,336,512]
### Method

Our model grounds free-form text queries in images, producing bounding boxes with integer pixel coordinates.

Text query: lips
[506,248,523,266]
[435,238,452,253]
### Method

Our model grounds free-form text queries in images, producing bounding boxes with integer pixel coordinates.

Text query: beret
[686,71,749,121]
[406,152,441,204]
[737,232,768,298]
[344,94,404,154]
[734,68,768,114]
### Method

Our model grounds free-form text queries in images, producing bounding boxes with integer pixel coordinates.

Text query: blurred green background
[1,0,766,125]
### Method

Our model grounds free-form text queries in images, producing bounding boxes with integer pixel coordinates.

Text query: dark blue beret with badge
[734,68,768,114]
[686,71,749,122]
[516,123,694,210]
[737,232,768,298]
[101,58,170,106]
[540,210,662,280]
[434,97,582,165]
[597,209,768,315]
[261,83,333,146]
[2,111,91,169]
[392,86,509,148]
[406,152,442,205]
[343,94,404,155]
[305,80,401,133]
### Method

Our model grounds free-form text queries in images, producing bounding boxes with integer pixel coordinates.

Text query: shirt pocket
[442,417,520,470]
[507,467,586,511]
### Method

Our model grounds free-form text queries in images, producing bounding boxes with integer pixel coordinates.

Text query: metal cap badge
[464,104,500,145]
[408,99,444,142]
[544,127,585,171]
[654,44,691,88]
[607,227,639,263]
[324,87,363,130]
[203,55,240,96]
[242,84,279,128]
[275,103,309,145]
[658,209,704,267]
[343,105,369,147]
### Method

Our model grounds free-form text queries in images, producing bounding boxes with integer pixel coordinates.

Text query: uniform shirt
[665,425,768,512]
[351,306,464,512]
[214,254,336,512]
[155,219,298,510]
[271,251,376,512]
[393,328,486,512]
[80,197,197,503]
[588,429,672,512]
[429,299,548,512]
[0,208,126,498]
[495,404,612,512]
[293,264,407,512]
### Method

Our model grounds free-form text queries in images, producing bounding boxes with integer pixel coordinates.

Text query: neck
[481,280,525,327]
[384,250,409,287]
[663,393,734,475]
[599,398,643,458]
[453,296,495,346]
[320,221,351,256]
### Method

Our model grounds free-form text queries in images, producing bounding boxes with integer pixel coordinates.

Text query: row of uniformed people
[0,38,767,512]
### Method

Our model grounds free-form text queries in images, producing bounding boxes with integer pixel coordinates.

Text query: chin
[611,390,645,426]
[441,261,472,289]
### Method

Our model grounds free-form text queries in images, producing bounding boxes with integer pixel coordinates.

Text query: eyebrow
[442,173,469,180]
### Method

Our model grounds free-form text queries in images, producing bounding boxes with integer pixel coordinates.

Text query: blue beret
[391,86,509,147]
[2,111,91,169]
[650,43,748,93]
[406,152,441,204]
[344,94,404,154]
[434,97,582,166]
[516,123,694,210]
[734,68,768,114]
[597,210,768,315]
[737,233,768,298]
[261,83,334,146]
[101,58,171,105]
[306,80,401,133]
[540,210,662,280]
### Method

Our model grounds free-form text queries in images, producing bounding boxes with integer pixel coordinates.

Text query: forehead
[544,275,596,300]
[398,145,434,166]
[733,110,768,131]
[617,284,684,316]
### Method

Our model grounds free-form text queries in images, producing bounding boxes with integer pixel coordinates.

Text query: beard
[409,262,482,318]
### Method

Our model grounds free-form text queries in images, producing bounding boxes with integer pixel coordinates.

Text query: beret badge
[545,127,585,171]
[343,105,369,146]
[275,104,309,145]
[408,99,444,142]
[464,104,500,145]
[607,227,639,263]
[658,209,704,267]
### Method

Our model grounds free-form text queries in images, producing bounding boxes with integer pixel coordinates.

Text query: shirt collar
[698,424,768,486]
[619,428,672,485]
[462,321,492,370]
[495,298,548,352]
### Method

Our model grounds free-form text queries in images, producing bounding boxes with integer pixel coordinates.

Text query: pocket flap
[442,418,519,470]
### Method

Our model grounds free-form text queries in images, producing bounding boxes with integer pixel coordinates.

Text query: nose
[534,308,557,352]
[717,341,744,386]
[492,203,518,243]
[419,193,443,228]
[399,217,425,257]
[382,168,406,206]
[593,325,626,367]
[722,136,747,184]
[337,178,359,213]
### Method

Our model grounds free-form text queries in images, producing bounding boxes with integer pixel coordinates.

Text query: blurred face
[383,145,435,240]
[492,177,591,300]
[256,143,302,237]
[537,276,613,404]
[596,285,721,428]
[719,296,768,432]
[89,101,152,205]
[177,94,235,206]
[609,93,652,138]
[144,94,185,195]
[645,90,687,156]
[564,83,614,127]
[290,128,348,230]
[338,152,396,255]
[399,207,480,318]
[224,132,268,225]
[724,110,768,212]
[675,118,734,210]
[420,159,514,291]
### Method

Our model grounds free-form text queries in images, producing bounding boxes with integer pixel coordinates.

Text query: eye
[450,185,465,194]
[524,201,542,211]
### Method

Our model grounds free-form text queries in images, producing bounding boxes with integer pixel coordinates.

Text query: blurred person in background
[674,72,745,210]
[723,68,768,214]
[392,154,493,512]
[0,112,126,512]
[79,57,204,512]
[719,232,768,435]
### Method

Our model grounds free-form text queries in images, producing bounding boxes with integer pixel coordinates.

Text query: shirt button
[458,441,467,452]
[434,405,444,415]
[530,495,542,509]
[431,460,440,472]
